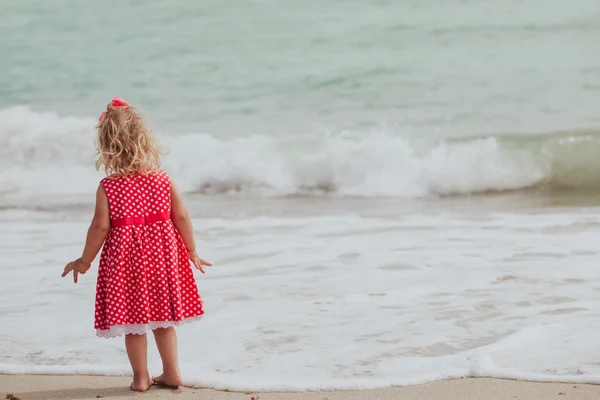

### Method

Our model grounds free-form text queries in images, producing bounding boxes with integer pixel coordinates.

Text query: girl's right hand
[61,258,91,283]
[188,249,212,273]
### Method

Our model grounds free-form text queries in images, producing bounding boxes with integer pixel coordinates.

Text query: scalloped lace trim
[96,315,203,338]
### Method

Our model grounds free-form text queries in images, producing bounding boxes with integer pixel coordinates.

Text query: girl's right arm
[62,184,110,283]
[170,181,212,273]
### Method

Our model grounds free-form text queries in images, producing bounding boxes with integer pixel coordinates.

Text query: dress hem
[96,314,204,339]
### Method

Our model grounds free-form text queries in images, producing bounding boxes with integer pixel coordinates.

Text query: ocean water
[2,0,600,391]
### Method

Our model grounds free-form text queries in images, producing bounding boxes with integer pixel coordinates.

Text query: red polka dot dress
[94,170,204,338]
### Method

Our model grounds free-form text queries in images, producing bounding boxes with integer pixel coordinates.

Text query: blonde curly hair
[95,102,161,177]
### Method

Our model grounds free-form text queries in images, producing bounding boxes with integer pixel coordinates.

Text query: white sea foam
[1,207,600,390]
[0,106,580,202]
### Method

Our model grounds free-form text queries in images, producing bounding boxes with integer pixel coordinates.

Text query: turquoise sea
[3,0,600,391]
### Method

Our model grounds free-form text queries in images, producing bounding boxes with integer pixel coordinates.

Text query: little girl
[61,97,211,392]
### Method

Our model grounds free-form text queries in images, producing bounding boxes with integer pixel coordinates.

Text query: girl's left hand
[61,258,91,283]
[187,249,212,274]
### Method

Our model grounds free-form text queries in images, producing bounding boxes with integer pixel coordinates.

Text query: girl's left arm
[62,184,110,283]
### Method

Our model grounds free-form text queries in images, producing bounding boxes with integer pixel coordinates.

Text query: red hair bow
[99,96,130,122]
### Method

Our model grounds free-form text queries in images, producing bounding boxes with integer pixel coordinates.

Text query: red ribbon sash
[111,211,171,228]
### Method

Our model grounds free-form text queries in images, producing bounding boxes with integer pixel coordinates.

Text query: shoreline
[2,375,599,400]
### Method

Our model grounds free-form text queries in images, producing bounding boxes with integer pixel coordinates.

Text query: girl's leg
[152,327,183,387]
[125,333,152,391]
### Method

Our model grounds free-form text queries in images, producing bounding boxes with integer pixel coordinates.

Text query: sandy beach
[1,375,599,400]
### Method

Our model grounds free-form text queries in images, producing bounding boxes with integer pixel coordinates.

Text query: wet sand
[1,375,599,400]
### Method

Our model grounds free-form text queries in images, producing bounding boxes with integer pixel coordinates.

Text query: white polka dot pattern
[94,170,204,338]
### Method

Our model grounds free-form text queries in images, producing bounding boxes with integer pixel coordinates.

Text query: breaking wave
[1,106,600,201]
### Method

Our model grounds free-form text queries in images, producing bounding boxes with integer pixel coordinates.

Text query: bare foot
[152,372,183,388]
[130,373,153,392]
